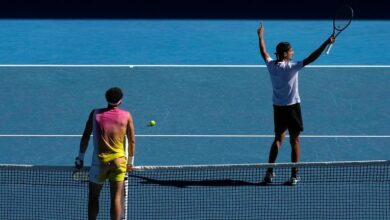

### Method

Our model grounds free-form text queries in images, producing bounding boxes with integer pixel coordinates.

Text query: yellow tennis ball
[149,120,156,126]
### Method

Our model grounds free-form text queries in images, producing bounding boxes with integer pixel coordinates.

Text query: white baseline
[0,134,389,138]
[0,64,389,68]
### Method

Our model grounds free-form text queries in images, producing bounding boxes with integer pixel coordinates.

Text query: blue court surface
[0,20,389,166]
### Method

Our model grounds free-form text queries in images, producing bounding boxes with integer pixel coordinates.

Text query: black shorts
[273,103,304,134]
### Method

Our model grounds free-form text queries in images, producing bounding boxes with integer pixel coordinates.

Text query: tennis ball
[149,120,156,126]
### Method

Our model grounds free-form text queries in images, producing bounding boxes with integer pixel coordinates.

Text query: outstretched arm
[257,22,271,62]
[303,36,335,67]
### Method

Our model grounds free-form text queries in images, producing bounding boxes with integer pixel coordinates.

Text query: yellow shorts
[89,157,127,184]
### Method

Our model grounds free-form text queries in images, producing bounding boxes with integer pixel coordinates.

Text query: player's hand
[75,157,84,169]
[328,35,336,44]
[127,164,133,172]
[257,22,264,38]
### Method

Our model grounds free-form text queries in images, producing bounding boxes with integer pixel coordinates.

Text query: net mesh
[129,161,390,220]
[1,161,389,220]
[0,166,114,220]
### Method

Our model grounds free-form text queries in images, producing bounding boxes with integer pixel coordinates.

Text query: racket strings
[334,6,353,30]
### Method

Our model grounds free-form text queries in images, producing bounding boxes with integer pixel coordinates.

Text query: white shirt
[265,57,304,106]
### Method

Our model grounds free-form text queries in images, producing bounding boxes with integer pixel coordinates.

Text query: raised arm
[126,113,136,171]
[257,23,271,62]
[303,36,335,67]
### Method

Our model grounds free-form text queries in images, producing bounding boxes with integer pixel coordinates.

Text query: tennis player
[75,87,135,220]
[257,23,334,185]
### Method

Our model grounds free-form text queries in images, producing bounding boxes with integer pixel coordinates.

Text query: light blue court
[0,65,388,166]
[0,20,389,65]
[0,20,388,166]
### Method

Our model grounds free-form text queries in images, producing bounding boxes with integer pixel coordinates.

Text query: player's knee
[273,139,282,148]
[274,133,285,144]
[289,134,300,145]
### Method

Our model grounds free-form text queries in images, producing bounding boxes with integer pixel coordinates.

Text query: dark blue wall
[0,0,387,19]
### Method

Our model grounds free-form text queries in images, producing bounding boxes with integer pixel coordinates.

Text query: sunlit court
[0,0,389,219]
[1,64,389,219]
[0,65,389,164]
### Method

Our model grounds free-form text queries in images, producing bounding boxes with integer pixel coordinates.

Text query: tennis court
[0,64,389,165]
[0,19,389,219]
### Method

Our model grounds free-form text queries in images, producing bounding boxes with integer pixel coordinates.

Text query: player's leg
[89,182,104,220]
[287,103,304,185]
[289,132,300,174]
[263,132,286,183]
[268,132,286,163]
[269,105,288,164]
[88,163,109,220]
[110,180,124,220]
[263,105,288,183]
[269,132,286,164]
[288,132,301,185]
[290,133,300,162]
[108,157,127,220]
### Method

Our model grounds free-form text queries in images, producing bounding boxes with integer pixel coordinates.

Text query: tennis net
[0,165,122,220]
[1,160,389,219]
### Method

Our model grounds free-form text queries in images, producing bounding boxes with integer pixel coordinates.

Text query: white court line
[0,134,389,138]
[0,64,389,68]
[138,135,390,138]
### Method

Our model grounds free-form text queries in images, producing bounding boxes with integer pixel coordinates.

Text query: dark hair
[105,87,123,105]
[275,42,292,59]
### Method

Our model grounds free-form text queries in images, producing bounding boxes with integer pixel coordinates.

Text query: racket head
[72,168,89,182]
[333,5,354,32]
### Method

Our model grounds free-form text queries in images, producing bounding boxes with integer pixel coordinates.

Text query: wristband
[127,156,134,165]
[78,152,85,161]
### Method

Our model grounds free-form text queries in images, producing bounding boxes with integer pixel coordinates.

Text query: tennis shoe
[289,176,300,186]
[263,170,274,183]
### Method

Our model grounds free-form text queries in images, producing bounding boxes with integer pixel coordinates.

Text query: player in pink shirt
[75,87,135,220]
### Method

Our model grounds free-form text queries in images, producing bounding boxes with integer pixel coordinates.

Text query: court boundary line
[0,134,389,138]
[0,64,389,68]
[2,160,389,170]
[133,160,390,171]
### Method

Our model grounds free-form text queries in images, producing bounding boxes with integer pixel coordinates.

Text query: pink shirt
[92,108,131,164]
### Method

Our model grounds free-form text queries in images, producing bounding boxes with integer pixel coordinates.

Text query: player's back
[93,107,130,163]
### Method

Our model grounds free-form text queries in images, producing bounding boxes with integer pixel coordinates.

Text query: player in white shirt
[257,23,335,185]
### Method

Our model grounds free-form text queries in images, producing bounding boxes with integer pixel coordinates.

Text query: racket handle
[326,43,333,55]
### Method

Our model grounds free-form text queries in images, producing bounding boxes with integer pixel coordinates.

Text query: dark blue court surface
[0,66,388,165]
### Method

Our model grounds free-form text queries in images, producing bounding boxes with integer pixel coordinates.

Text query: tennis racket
[121,173,129,219]
[326,4,354,54]
[72,168,89,182]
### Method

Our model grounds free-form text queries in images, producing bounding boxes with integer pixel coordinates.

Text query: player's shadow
[129,174,290,188]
